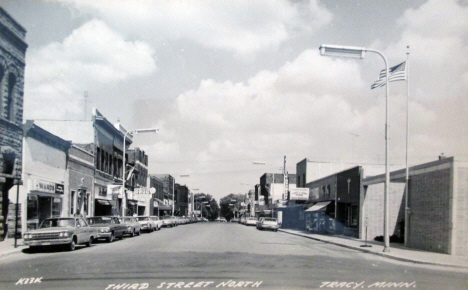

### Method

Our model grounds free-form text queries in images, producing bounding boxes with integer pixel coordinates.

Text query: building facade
[363,157,468,256]
[68,145,95,218]
[0,7,27,240]
[10,121,71,236]
[175,183,189,216]
[151,174,175,215]
[36,109,133,217]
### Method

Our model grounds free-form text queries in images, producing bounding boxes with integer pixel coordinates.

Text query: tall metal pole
[122,131,128,216]
[14,182,20,248]
[172,177,175,217]
[404,46,410,247]
[366,48,391,252]
[376,49,391,253]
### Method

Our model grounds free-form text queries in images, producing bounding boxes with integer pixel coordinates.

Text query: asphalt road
[0,222,466,290]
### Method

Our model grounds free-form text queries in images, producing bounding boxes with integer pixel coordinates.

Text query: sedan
[86,216,127,242]
[257,217,280,231]
[245,217,258,226]
[149,216,163,231]
[136,216,155,232]
[23,217,97,251]
[120,216,141,237]
[160,215,176,227]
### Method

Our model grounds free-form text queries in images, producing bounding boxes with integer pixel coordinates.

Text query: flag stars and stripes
[371,61,407,89]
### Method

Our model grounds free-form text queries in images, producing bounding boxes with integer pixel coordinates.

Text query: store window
[83,192,90,216]
[71,191,75,215]
[52,198,62,217]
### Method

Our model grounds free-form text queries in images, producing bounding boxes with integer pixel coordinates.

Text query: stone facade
[0,7,27,240]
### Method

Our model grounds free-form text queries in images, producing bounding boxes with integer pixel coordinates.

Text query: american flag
[371,61,407,89]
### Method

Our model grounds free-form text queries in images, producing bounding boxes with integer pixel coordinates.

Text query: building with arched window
[0,7,28,240]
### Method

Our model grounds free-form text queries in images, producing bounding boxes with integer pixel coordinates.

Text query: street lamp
[122,128,158,216]
[319,44,391,252]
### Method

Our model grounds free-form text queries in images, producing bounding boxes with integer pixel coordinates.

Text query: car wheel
[68,239,76,251]
[107,233,114,243]
[86,236,92,247]
[137,229,141,236]
[131,229,135,237]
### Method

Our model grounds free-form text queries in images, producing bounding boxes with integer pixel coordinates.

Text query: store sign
[289,188,309,201]
[134,187,156,195]
[55,184,64,194]
[34,179,64,194]
[259,196,265,206]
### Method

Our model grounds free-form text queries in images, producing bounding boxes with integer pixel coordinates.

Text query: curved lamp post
[319,44,390,252]
[122,128,158,216]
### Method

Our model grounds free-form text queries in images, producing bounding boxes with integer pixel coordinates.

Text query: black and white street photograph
[0,0,467,289]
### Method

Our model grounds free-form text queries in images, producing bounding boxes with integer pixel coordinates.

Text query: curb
[278,229,468,270]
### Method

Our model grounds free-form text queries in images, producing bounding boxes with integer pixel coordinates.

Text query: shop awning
[305,201,331,212]
[128,200,138,206]
[96,199,112,206]
[159,205,172,211]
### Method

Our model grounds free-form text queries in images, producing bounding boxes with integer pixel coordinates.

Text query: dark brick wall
[407,169,451,254]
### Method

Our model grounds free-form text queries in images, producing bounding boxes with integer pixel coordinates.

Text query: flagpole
[404,46,410,247]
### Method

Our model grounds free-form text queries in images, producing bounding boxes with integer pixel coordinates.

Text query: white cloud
[66,0,332,56]
[25,19,156,120]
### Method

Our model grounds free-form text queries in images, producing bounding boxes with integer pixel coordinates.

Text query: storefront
[27,179,65,230]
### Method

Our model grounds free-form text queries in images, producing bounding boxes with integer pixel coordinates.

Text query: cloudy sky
[3,0,467,201]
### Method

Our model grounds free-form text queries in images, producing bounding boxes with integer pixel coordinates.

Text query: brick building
[0,7,27,240]
[363,156,468,256]
[68,145,95,218]
[175,183,189,216]
[258,173,296,217]
[151,174,175,215]
[36,109,133,217]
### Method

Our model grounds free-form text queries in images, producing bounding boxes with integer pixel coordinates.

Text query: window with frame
[5,74,16,121]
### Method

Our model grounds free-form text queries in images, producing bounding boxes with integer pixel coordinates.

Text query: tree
[220,193,244,221]
[194,193,219,221]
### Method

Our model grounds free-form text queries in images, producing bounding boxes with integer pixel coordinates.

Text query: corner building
[0,7,27,240]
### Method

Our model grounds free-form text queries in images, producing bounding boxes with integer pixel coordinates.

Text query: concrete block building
[363,156,468,256]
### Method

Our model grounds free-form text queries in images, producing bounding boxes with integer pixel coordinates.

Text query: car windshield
[87,217,112,225]
[264,218,277,222]
[137,217,149,221]
[161,216,171,220]
[39,218,75,228]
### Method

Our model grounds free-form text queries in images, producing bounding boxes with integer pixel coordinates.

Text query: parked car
[86,216,127,242]
[230,218,239,223]
[149,216,163,230]
[245,217,258,226]
[136,216,155,232]
[257,218,280,231]
[219,217,227,222]
[23,217,97,251]
[160,215,176,227]
[120,216,141,237]
[256,217,265,228]
[240,216,247,224]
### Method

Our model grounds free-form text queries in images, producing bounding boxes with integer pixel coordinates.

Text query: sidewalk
[0,237,27,258]
[279,228,468,270]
